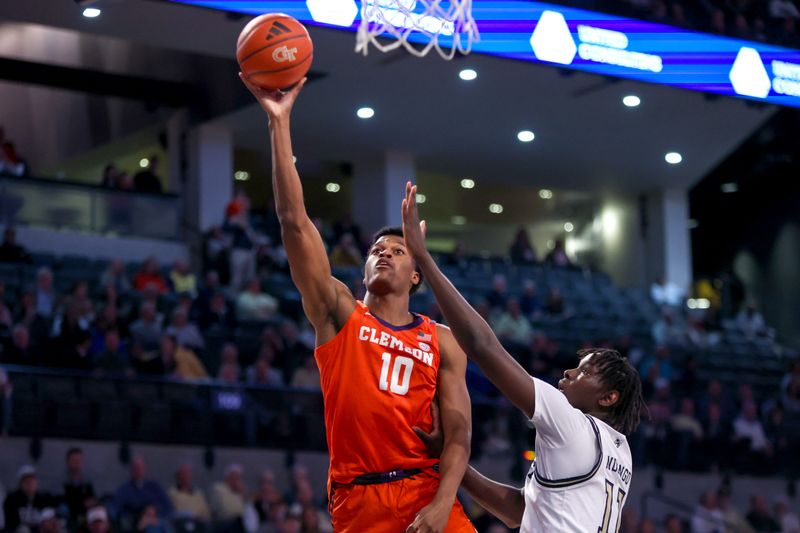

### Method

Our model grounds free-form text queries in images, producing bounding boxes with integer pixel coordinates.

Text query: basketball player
[401,183,645,532]
[240,77,475,533]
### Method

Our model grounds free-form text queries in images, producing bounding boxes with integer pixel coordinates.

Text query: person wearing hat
[38,508,60,533]
[2,466,55,532]
[86,506,111,533]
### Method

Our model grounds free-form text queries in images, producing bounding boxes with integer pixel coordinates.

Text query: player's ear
[598,389,620,408]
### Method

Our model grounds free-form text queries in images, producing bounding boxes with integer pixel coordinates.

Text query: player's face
[558,352,615,414]
[364,235,420,296]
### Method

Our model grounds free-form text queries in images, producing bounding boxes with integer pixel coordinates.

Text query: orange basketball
[237,13,313,90]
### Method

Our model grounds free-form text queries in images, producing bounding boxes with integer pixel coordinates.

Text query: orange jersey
[315,301,440,484]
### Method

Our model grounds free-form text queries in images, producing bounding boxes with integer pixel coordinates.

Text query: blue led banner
[168,0,800,108]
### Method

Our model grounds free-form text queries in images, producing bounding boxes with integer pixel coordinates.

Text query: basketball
[236,13,313,90]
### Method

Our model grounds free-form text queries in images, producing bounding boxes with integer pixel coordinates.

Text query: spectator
[93,329,130,376]
[100,259,132,294]
[136,505,168,533]
[637,518,657,533]
[204,228,231,285]
[485,274,508,312]
[168,464,210,521]
[663,514,685,533]
[544,287,568,317]
[518,279,542,317]
[0,227,30,263]
[164,307,205,352]
[509,228,536,265]
[716,488,753,533]
[224,193,258,292]
[1,324,36,366]
[736,303,769,339]
[2,466,54,532]
[63,448,96,521]
[492,298,534,345]
[700,403,732,472]
[217,362,241,386]
[332,214,361,247]
[113,456,172,521]
[651,310,683,346]
[0,141,28,176]
[444,242,469,272]
[639,346,675,382]
[38,508,59,533]
[247,355,283,387]
[169,259,197,297]
[87,507,111,533]
[101,164,121,188]
[133,156,163,194]
[670,398,703,470]
[781,360,800,413]
[545,238,571,267]
[236,279,278,322]
[774,497,800,533]
[770,0,800,18]
[129,302,164,354]
[159,334,208,381]
[70,281,95,323]
[329,233,362,268]
[690,490,725,533]
[198,292,236,333]
[650,276,685,307]
[733,402,771,474]
[34,267,59,319]
[291,356,320,390]
[133,257,169,295]
[746,495,780,533]
[210,464,246,521]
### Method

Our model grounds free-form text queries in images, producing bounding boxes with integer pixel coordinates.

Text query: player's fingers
[420,220,426,237]
[412,426,431,442]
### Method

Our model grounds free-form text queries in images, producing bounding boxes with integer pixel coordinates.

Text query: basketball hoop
[356,0,479,60]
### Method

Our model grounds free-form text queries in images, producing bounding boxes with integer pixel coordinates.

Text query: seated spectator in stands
[71,281,95,323]
[650,276,684,308]
[252,476,284,529]
[198,292,236,333]
[236,279,278,322]
[114,456,172,521]
[651,309,684,346]
[690,490,725,533]
[1,324,36,366]
[38,507,59,533]
[518,279,542,318]
[136,505,168,533]
[669,398,703,470]
[130,302,163,354]
[765,406,790,471]
[746,495,780,533]
[218,362,241,386]
[169,259,197,297]
[3,465,55,532]
[53,314,93,371]
[663,514,684,533]
[205,228,231,284]
[639,346,675,383]
[329,233,362,268]
[715,488,752,533]
[771,0,800,18]
[545,238,571,267]
[100,259,132,294]
[133,257,169,294]
[168,464,210,521]
[165,307,205,352]
[736,303,769,339]
[159,334,208,381]
[0,227,30,263]
[247,355,283,387]
[34,267,59,319]
[195,270,222,311]
[637,518,656,533]
[101,164,121,188]
[780,360,800,413]
[444,242,469,272]
[91,304,128,354]
[133,156,163,194]
[87,506,111,533]
[486,274,508,312]
[291,356,321,390]
[0,141,28,177]
[210,464,246,521]
[509,228,536,265]
[94,329,131,376]
[225,193,260,292]
[734,401,772,474]
[774,497,800,533]
[492,298,533,345]
[544,287,570,318]
[63,448,96,522]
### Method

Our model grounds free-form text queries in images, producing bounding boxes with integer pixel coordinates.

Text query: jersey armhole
[314,303,365,353]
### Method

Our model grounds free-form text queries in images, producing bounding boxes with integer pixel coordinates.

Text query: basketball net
[356,0,479,60]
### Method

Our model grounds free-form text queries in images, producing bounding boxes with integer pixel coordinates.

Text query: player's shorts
[329,467,475,533]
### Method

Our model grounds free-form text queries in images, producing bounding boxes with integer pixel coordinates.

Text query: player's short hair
[579,348,645,435]
[371,226,423,294]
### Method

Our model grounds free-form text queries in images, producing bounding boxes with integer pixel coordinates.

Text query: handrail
[0,172,179,199]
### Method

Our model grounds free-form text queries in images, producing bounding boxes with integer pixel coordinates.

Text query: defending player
[401,183,645,532]
[240,77,475,533]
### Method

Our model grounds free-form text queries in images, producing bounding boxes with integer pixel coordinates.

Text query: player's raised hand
[239,73,306,122]
[413,396,443,458]
[401,181,428,260]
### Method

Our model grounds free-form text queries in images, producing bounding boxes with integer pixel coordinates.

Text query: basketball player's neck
[363,291,414,326]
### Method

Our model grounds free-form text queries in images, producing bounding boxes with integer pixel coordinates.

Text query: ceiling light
[83,8,101,18]
[452,215,466,225]
[539,189,553,199]
[325,182,341,193]
[459,69,478,81]
[564,222,574,232]
[623,95,641,107]
[489,203,503,214]
[665,152,683,164]
[234,171,250,181]
[460,178,475,189]
[721,182,738,193]
[416,193,426,204]
[517,130,535,143]
[139,158,149,168]
[356,107,375,119]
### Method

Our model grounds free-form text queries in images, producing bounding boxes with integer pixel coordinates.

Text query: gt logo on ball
[272,46,298,63]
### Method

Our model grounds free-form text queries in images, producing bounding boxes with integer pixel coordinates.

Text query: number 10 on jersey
[379,353,414,395]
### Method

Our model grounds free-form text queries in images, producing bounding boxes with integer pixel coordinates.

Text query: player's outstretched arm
[241,76,354,334]
[407,327,472,533]
[401,182,536,418]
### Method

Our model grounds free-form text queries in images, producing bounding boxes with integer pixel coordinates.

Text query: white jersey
[520,378,633,533]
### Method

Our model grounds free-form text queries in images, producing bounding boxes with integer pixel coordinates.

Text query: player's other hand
[413,397,443,458]
[239,73,306,122]
[401,181,428,260]
[405,498,451,533]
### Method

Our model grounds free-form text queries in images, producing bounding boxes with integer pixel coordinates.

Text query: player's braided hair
[372,226,424,294]
[578,348,645,435]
